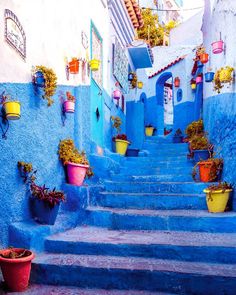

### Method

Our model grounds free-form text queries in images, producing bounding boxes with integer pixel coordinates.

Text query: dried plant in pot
[0,247,35,292]
[192,157,223,182]
[185,119,204,140]
[189,135,212,162]
[111,116,130,155]
[58,139,93,186]
[204,182,233,213]
[213,66,234,94]
[63,91,76,113]
[18,161,65,225]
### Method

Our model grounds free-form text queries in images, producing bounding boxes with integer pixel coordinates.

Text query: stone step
[6,285,163,295]
[110,174,193,182]
[142,143,187,150]
[121,161,193,169]
[8,212,79,251]
[125,156,189,162]
[117,167,193,176]
[104,181,209,194]
[92,192,206,210]
[31,253,236,294]
[45,226,236,264]
[86,207,236,232]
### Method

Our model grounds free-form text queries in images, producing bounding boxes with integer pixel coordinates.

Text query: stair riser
[44,240,236,265]
[92,194,206,210]
[31,263,236,294]
[86,211,236,233]
[104,182,208,194]
[118,168,193,176]
[110,175,193,182]
[126,156,189,162]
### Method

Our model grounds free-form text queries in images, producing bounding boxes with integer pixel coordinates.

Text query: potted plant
[205,67,215,82]
[204,182,233,213]
[189,135,213,162]
[130,72,137,88]
[192,157,223,182]
[196,73,203,84]
[0,247,34,292]
[190,78,196,90]
[32,65,57,106]
[213,66,234,93]
[145,124,156,136]
[18,161,66,225]
[172,128,183,143]
[68,57,79,74]
[63,91,75,113]
[211,40,224,54]
[126,148,139,157]
[185,119,204,140]
[111,116,130,156]
[1,93,20,120]
[89,58,100,71]
[58,139,93,185]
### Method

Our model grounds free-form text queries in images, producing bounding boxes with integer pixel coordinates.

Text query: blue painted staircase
[8,138,236,294]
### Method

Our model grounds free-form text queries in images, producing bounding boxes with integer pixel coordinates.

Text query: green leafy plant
[192,158,223,182]
[58,139,93,178]
[185,119,204,139]
[213,66,234,94]
[18,161,65,208]
[33,65,57,106]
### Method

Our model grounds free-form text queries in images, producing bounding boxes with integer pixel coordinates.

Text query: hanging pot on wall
[68,58,79,74]
[33,71,45,87]
[174,77,180,87]
[3,101,21,120]
[205,72,215,82]
[211,40,224,54]
[200,53,209,64]
[89,59,100,71]
[196,76,203,84]
[113,89,121,100]
[137,81,143,89]
[128,73,134,81]
[63,100,75,113]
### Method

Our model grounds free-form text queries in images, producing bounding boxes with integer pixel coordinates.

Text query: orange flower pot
[200,53,209,64]
[68,59,79,74]
[198,161,215,182]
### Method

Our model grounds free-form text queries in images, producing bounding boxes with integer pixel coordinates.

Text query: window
[177,89,183,102]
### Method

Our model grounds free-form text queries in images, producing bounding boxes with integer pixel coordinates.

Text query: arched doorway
[155,72,173,136]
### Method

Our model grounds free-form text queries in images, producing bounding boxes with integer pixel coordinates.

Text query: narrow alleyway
[14,137,236,294]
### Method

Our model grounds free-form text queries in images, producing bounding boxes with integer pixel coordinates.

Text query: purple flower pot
[32,198,59,225]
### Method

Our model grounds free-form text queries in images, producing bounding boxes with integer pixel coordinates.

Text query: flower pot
[0,248,34,292]
[32,198,60,225]
[67,162,89,186]
[128,73,134,81]
[89,59,100,71]
[197,61,204,68]
[198,161,216,182]
[68,59,79,74]
[115,139,130,156]
[137,81,143,89]
[3,101,21,120]
[211,40,224,54]
[33,71,45,87]
[63,100,75,113]
[196,76,202,84]
[126,148,139,157]
[174,77,180,87]
[172,135,183,143]
[204,189,232,213]
[193,149,210,162]
[145,127,154,136]
[191,83,196,90]
[113,89,121,100]
[205,72,215,82]
[200,53,209,64]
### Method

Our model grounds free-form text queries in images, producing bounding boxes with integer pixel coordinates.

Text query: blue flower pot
[126,149,139,157]
[32,198,60,225]
[197,61,204,68]
[172,136,183,143]
[34,71,45,87]
[193,150,211,162]
[205,72,215,82]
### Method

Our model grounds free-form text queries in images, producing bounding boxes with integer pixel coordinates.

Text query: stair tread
[6,284,163,295]
[46,226,236,247]
[34,253,236,277]
[100,192,204,196]
[88,206,236,217]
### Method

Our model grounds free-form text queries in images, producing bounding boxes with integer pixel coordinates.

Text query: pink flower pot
[67,162,89,186]
[211,40,224,54]
[113,90,121,100]
[64,100,75,113]
[196,76,202,84]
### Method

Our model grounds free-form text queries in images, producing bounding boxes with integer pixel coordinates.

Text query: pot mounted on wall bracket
[174,77,180,87]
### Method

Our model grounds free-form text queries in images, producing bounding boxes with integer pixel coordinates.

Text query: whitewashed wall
[0,0,110,89]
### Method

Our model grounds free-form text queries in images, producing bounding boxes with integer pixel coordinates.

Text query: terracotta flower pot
[198,161,215,182]
[200,53,209,64]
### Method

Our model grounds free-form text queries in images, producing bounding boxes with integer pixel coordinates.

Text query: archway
[155,72,173,136]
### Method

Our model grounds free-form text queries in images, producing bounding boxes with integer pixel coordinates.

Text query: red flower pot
[64,100,75,113]
[67,162,89,186]
[0,248,34,292]
[200,53,209,64]
[68,59,79,74]
[174,77,180,87]
[198,161,215,182]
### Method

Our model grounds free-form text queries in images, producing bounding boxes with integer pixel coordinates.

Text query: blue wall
[0,83,90,246]
[174,101,195,134]
[204,93,236,207]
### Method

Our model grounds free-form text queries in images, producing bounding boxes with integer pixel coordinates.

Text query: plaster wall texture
[170,11,203,46]
[202,0,236,199]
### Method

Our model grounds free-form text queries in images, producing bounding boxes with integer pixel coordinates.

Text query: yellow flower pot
[115,139,130,156]
[191,83,196,90]
[89,59,100,71]
[204,189,232,213]
[137,81,143,89]
[3,101,21,120]
[145,127,154,136]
